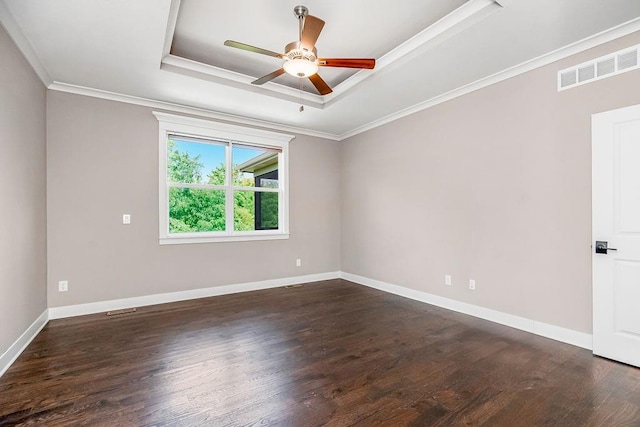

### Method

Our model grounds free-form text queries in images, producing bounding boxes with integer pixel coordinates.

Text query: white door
[592,103,640,368]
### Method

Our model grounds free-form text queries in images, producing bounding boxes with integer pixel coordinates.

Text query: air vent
[597,58,615,77]
[618,49,638,70]
[578,64,595,82]
[558,44,640,91]
[560,70,577,88]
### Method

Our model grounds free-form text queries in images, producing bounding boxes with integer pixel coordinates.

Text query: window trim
[153,112,294,245]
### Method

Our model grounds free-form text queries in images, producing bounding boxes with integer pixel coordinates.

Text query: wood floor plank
[1,279,639,426]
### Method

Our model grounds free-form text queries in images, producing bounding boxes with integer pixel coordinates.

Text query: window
[153,112,294,244]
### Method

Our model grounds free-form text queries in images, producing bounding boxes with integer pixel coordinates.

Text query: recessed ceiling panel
[171,0,469,92]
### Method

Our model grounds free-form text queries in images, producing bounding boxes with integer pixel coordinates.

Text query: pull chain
[299,79,304,112]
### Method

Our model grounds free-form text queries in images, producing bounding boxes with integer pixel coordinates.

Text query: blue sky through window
[173,139,265,176]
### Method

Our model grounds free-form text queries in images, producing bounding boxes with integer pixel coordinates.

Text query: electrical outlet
[445,275,452,286]
[296,259,302,267]
[122,214,131,225]
[469,279,476,290]
[58,280,68,292]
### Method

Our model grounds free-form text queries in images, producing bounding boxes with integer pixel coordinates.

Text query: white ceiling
[2,0,640,139]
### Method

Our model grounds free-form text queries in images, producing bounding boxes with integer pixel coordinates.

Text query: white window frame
[153,112,294,245]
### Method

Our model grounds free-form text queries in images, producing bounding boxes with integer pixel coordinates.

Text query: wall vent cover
[558,45,639,91]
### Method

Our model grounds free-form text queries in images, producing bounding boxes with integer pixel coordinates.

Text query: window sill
[159,233,290,245]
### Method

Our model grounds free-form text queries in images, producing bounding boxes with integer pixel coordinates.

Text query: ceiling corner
[0,0,52,86]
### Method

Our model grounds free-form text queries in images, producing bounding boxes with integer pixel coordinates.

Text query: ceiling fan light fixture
[283,58,318,78]
[224,5,374,95]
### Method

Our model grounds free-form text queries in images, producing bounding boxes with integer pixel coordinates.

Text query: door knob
[595,241,617,254]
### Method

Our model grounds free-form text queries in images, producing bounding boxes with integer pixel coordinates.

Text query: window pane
[234,190,255,231]
[168,138,226,185]
[233,190,279,232]
[169,188,225,233]
[257,192,279,230]
[233,145,279,188]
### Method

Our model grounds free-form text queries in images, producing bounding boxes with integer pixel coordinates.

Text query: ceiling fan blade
[308,73,332,95]
[300,15,325,50]
[224,40,285,59]
[252,68,286,85]
[318,58,376,69]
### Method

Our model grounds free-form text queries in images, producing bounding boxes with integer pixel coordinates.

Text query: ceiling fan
[224,5,375,96]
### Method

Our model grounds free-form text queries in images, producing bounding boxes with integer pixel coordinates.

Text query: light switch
[123,214,131,225]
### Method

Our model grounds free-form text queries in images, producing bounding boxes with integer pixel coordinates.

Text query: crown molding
[338,16,640,141]
[46,4,640,146]
[8,0,637,143]
[48,82,341,141]
[0,0,52,86]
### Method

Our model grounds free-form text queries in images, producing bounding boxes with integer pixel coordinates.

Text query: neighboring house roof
[237,152,278,173]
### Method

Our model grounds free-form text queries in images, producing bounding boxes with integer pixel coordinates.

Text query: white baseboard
[49,271,340,320]
[532,320,592,350]
[341,272,593,350]
[2,271,591,380]
[0,310,49,378]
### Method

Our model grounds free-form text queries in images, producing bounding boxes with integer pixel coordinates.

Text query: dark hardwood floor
[1,279,639,426]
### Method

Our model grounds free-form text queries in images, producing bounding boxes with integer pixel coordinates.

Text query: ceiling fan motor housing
[284,41,317,62]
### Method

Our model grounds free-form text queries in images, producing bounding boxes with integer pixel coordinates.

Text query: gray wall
[46,91,341,307]
[341,31,640,334]
[0,25,47,355]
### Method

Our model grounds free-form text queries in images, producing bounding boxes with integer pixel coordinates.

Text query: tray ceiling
[170,0,469,92]
[2,0,640,138]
